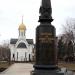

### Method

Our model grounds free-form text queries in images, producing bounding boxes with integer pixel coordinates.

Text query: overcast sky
[0,0,75,43]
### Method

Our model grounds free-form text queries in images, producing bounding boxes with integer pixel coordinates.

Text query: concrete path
[0,63,74,75]
[0,63,33,75]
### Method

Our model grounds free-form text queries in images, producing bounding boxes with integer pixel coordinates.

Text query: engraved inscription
[39,33,55,43]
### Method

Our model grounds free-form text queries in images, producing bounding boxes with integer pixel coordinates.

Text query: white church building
[9,20,34,62]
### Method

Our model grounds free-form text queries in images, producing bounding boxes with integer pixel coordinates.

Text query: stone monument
[31,0,73,75]
[34,0,57,69]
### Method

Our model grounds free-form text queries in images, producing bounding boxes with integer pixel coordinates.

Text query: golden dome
[19,23,26,30]
[19,16,26,30]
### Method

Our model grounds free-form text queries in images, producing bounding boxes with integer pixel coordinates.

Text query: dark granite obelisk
[31,0,65,75]
[34,0,57,69]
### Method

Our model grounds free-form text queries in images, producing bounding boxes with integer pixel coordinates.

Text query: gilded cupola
[18,17,26,30]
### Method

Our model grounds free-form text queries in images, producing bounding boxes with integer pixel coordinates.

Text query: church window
[17,52,18,60]
[25,52,26,58]
[17,42,27,48]
[24,30,25,36]
[21,32,23,36]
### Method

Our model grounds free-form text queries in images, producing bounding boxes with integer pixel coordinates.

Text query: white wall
[10,44,34,61]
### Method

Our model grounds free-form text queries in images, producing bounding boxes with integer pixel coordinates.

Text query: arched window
[21,32,23,36]
[17,42,27,48]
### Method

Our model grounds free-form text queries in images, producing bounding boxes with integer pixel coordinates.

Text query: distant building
[9,19,34,62]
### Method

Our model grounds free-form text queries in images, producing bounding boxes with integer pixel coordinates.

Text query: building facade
[10,20,34,62]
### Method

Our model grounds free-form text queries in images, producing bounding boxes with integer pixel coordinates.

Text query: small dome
[19,23,26,30]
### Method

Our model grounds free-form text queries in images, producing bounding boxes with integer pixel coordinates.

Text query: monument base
[31,68,68,75]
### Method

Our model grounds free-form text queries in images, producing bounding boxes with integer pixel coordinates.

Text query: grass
[0,61,13,72]
[58,62,75,71]
[0,61,10,68]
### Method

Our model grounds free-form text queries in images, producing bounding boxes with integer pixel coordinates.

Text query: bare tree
[62,18,75,44]
[0,40,10,61]
[60,18,75,59]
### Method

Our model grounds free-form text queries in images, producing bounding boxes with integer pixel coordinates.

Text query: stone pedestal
[31,67,74,75]
[31,69,65,75]
[35,24,57,66]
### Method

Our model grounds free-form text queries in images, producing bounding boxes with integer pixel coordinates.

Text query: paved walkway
[0,63,74,75]
[0,63,33,75]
